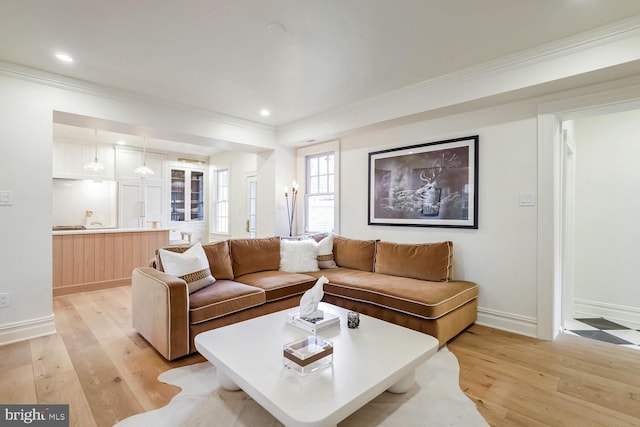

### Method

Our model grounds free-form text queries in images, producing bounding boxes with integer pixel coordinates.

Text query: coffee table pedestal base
[218,369,241,391]
[387,370,415,394]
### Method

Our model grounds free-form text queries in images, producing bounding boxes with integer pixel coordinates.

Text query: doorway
[537,88,640,342]
[559,109,640,349]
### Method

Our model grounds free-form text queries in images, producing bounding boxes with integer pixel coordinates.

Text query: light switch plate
[0,191,12,206]
[519,192,536,206]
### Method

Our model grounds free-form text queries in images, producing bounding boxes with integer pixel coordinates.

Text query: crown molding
[278,14,640,145]
[0,60,275,134]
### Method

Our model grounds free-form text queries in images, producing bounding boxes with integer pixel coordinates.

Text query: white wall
[572,109,640,326]
[337,99,540,334]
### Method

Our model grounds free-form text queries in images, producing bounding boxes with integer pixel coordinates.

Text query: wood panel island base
[195,303,438,427]
[52,228,169,296]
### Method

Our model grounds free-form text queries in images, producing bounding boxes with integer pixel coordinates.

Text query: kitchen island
[52,228,169,296]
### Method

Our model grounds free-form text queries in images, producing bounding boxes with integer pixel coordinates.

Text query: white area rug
[115,347,487,427]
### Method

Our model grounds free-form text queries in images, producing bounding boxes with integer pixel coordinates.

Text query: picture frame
[368,135,478,228]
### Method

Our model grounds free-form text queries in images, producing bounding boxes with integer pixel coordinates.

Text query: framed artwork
[368,135,478,228]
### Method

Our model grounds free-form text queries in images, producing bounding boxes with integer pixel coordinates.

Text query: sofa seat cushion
[234,271,315,302]
[307,268,478,319]
[188,280,265,324]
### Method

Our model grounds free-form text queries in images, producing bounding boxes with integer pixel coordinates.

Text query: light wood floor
[1,287,638,427]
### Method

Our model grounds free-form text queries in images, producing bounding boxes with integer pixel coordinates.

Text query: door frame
[536,80,640,340]
[246,173,257,238]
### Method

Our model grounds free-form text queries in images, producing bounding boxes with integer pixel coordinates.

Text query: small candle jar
[347,311,360,329]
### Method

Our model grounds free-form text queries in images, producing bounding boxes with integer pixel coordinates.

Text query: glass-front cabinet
[171,169,186,221]
[190,170,204,221]
[169,165,207,244]
[170,168,204,222]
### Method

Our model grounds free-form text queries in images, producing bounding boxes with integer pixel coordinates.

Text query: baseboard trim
[52,279,131,296]
[0,315,56,346]
[477,307,538,338]
[573,299,640,329]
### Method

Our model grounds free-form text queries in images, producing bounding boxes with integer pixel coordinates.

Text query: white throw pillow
[316,234,337,269]
[159,242,215,294]
[280,239,319,273]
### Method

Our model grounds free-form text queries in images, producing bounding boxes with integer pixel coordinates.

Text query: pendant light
[134,136,154,177]
[83,129,105,171]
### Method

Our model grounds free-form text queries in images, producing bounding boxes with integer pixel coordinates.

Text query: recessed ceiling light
[260,109,270,117]
[55,53,74,63]
[117,140,126,145]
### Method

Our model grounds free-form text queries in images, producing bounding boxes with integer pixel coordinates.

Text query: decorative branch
[284,181,299,237]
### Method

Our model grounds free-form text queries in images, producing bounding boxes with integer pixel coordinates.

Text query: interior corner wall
[257,145,296,238]
[337,99,541,336]
[572,109,640,326]
[0,77,55,341]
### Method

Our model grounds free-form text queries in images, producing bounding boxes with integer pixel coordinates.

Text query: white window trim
[297,140,340,234]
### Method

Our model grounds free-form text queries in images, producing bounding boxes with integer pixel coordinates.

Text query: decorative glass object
[283,336,333,376]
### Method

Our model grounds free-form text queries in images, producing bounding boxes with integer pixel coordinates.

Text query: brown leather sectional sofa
[131,236,478,360]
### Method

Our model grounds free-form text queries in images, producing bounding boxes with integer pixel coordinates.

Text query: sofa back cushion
[280,238,319,273]
[230,237,281,277]
[333,236,377,272]
[156,240,234,280]
[375,240,453,282]
[202,240,235,280]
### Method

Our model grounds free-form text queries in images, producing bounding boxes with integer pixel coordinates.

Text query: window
[215,169,229,233]
[305,152,334,233]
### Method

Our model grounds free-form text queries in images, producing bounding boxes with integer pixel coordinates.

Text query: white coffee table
[194,302,438,427]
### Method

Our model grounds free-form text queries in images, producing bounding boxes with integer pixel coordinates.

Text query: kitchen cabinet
[169,165,207,243]
[116,147,165,182]
[119,181,165,229]
[53,140,115,180]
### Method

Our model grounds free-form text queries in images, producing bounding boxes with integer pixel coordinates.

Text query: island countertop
[52,227,170,236]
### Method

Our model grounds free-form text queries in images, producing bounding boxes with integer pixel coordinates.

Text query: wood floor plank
[0,340,32,374]
[453,347,561,398]
[54,295,144,426]
[35,370,97,427]
[557,374,640,419]
[470,369,639,427]
[29,333,99,427]
[0,365,37,404]
[30,333,75,380]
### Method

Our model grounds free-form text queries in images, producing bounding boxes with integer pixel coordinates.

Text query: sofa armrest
[132,267,190,360]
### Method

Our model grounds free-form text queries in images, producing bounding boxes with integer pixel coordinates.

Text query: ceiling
[3,1,640,153]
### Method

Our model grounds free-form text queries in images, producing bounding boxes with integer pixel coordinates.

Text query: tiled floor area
[564,317,640,351]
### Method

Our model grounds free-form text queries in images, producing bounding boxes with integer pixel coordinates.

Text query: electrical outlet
[0,292,10,307]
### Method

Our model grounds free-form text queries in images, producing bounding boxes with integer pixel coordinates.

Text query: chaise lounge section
[132,235,478,360]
